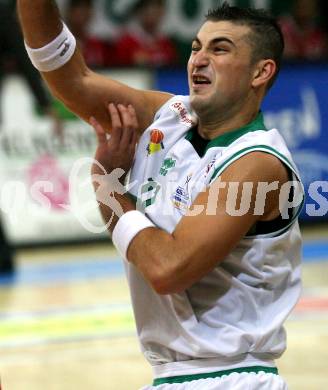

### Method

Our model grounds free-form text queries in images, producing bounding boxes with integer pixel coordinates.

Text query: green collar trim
[153,365,278,386]
[185,111,267,152]
[185,129,193,141]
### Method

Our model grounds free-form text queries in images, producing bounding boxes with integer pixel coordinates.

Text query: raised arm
[17,0,172,133]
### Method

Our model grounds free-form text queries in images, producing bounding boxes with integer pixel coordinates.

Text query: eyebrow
[192,36,236,48]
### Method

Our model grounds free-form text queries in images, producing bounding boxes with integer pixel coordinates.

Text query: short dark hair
[206,2,284,89]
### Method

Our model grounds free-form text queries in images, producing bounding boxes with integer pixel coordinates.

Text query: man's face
[188,21,256,118]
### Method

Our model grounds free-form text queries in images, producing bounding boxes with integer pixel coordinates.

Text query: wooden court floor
[0,226,327,390]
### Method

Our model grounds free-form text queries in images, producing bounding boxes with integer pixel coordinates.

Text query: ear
[251,59,276,88]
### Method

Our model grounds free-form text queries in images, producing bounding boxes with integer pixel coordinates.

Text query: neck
[197,105,260,140]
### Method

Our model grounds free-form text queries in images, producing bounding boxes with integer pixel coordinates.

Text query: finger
[127,104,139,144]
[127,120,139,159]
[90,116,107,145]
[129,123,139,149]
[108,103,122,146]
[127,104,138,128]
[117,104,134,147]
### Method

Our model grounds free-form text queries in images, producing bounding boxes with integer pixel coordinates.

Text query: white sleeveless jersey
[126,95,303,378]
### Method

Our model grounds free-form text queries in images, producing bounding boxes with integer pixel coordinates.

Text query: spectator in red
[279,0,328,60]
[115,0,178,67]
[66,0,113,68]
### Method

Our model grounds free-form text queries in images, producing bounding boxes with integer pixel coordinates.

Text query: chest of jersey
[128,96,301,234]
[130,126,223,233]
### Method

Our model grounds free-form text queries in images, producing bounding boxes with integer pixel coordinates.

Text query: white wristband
[112,210,155,260]
[25,22,76,72]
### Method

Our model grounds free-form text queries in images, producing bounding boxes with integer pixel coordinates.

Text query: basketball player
[17,1,303,388]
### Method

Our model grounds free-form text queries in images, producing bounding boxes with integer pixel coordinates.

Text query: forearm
[97,185,183,294]
[126,214,237,295]
[17,0,62,48]
[106,203,206,295]
[127,228,183,294]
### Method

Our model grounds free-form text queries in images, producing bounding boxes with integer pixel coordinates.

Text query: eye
[213,47,227,53]
[191,46,201,52]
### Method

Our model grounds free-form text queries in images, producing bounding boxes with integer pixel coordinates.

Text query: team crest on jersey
[138,178,161,210]
[170,101,197,127]
[147,129,164,155]
[160,157,176,176]
[171,174,192,212]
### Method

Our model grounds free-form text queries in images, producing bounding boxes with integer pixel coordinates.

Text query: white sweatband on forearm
[24,23,76,72]
[112,210,155,260]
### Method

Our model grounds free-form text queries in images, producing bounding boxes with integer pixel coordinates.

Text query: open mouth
[192,75,211,85]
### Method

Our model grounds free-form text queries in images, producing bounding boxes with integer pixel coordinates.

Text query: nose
[191,49,210,68]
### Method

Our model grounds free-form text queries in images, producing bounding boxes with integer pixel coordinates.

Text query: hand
[90,103,139,184]
[90,103,139,229]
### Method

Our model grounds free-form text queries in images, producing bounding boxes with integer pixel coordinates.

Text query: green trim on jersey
[209,144,295,183]
[185,111,267,153]
[209,144,304,238]
[185,129,193,141]
[153,365,278,386]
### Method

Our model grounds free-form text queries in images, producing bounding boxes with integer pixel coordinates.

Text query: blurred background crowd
[2,0,328,72]
[58,0,328,66]
[53,0,328,67]
[56,0,328,67]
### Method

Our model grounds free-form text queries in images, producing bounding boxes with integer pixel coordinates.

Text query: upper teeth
[194,76,209,82]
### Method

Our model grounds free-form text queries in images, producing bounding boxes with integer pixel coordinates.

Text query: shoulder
[220,151,289,184]
[208,152,290,222]
[153,95,193,120]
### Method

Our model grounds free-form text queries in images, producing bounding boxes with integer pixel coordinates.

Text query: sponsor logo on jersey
[172,186,189,212]
[160,157,176,176]
[170,101,197,127]
[171,174,192,212]
[147,129,165,155]
[204,157,216,177]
